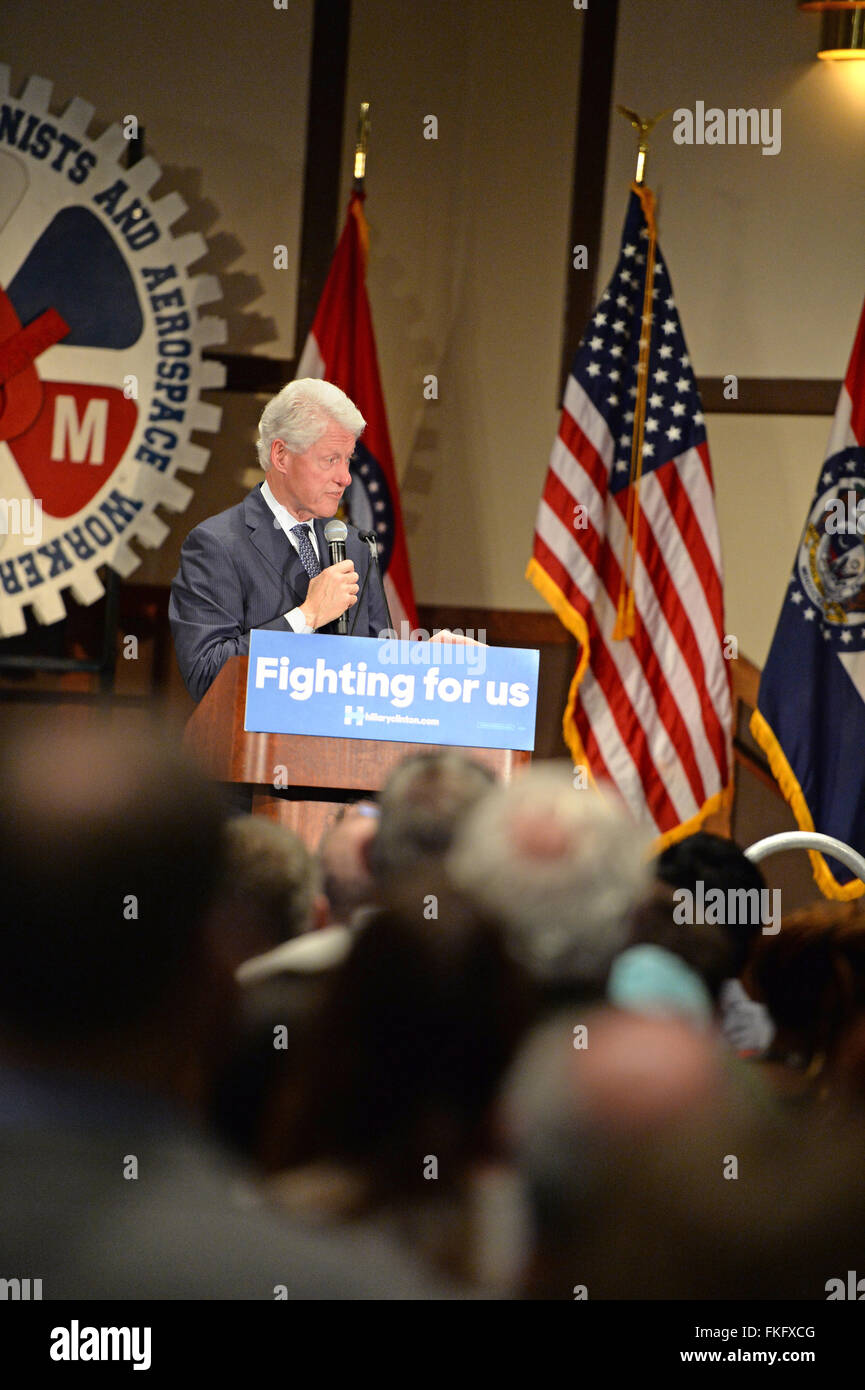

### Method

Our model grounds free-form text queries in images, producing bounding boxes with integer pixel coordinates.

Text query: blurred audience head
[501,1008,731,1296]
[607,941,715,1027]
[447,764,650,1000]
[502,1007,865,1299]
[625,882,740,1006]
[284,882,532,1199]
[0,716,229,1096]
[654,831,767,979]
[504,1007,728,1155]
[317,801,378,924]
[746,899,865,1079]
[220,815,322,961]
[212,970,333,1169]
[369,751,495,885]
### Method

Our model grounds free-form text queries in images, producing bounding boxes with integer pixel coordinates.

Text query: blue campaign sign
[245,631,539,751]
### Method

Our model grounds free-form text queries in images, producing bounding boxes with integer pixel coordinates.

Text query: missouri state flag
[296,192,417,632]
[751,293,865,899]
[527,184,732,843]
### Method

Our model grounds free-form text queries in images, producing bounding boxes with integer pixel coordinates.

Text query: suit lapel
[243,489,363,625]
[244,486,309,607]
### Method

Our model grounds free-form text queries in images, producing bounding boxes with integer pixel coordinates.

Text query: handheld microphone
[324,519,349,634]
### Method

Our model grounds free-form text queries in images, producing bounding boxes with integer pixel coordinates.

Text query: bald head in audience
[503,1008,865,1299]
[317,802,378,925]
[370,750,495,887]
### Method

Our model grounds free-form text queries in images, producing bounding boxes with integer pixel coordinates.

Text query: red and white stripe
[532,375,732,837]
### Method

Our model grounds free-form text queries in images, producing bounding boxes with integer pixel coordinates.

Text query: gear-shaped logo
[0,67,225,636]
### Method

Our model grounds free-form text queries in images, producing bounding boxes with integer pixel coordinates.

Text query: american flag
[527,187,732,842]
[296,192,418,632]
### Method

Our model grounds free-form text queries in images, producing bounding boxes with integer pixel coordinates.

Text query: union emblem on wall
[0,66,225,636]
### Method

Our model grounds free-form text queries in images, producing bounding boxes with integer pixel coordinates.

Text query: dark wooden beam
[207,345,845,415]
[698,377,839,416]
[203,351,295,395]
[417,604,571,647]
[294,0,353,359]
[560,0,621,402]
[202,1,351,396]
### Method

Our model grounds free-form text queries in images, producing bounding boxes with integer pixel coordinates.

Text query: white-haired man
[170,379,389,702]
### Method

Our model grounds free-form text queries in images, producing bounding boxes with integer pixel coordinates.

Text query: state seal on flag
[796,446,865,649]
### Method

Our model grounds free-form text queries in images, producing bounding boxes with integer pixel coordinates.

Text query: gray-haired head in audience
[447,763,650,999]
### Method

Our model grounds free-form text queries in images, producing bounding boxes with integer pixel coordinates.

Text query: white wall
[598,0,865,664]
[338,0,584,609]
[3,0,313,357]
[4,0,863,642]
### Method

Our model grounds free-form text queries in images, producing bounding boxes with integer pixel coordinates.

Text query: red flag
[296,193,417,631]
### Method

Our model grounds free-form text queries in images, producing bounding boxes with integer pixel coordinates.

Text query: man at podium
[169,380,389,702]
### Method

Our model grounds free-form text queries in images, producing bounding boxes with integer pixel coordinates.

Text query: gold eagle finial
[615,106,672,183]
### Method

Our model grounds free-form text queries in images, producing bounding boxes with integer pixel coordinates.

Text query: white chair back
[744,831,865,887]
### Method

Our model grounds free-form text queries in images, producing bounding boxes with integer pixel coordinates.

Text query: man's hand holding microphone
[300,519,356,633]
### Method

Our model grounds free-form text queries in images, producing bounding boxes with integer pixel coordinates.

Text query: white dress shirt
[260,479,317,633]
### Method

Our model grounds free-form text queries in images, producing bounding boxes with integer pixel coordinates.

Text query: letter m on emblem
[51,396,109,464]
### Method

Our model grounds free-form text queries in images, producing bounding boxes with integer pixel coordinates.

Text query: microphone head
[324,519,348,544]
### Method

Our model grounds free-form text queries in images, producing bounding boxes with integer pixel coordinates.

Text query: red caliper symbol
[0,283,70,441]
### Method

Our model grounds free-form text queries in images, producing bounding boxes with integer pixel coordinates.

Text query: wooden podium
[183,656,532,848]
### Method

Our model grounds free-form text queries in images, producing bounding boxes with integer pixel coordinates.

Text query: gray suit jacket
[0,1066,455,1300]
[169,485,389,703]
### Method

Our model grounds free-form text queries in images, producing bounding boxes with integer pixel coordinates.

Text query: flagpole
[353,101,370,193]
[611,107,670,639]
[349,101,371,269]
[295,100,419,629]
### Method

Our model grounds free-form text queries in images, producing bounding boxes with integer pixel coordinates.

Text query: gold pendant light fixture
[799,2,865,61]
